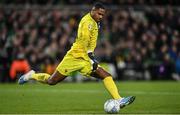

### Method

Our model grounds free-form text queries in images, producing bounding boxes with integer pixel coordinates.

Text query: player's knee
[97,67,111,75]
[94,67,111,79]
[47,79,57,85]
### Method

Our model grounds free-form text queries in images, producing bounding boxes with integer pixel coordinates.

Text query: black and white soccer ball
[104,99,120,114]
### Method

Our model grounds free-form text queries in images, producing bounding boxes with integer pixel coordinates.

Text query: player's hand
[88,52,98,71]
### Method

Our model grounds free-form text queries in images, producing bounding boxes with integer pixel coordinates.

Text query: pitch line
[2,89,180,95]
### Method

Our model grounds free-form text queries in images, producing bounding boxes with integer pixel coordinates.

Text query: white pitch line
[1,89,180,96]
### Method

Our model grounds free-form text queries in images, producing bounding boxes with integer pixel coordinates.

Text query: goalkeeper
[18,2,135,108]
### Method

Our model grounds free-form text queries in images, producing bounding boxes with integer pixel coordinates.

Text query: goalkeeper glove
[88,52,98,71]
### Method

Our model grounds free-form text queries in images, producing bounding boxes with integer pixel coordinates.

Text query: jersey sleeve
[82,20,98,52]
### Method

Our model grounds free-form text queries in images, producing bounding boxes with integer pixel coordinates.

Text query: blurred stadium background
[0,0,180,82]
[0,0,180,114]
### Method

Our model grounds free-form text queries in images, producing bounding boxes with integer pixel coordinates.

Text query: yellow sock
[31,73,50,83]
[103,76,122,99]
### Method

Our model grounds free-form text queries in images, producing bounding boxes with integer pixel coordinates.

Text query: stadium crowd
[1,0,180,6]
[0,4,180,82]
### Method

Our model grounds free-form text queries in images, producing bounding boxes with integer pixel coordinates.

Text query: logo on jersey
[88,24,93,30]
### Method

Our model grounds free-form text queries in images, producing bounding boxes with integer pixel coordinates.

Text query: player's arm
[82,21,98,71]
[87,23,99,71]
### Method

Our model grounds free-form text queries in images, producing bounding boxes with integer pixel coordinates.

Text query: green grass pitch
[0,81,180,114]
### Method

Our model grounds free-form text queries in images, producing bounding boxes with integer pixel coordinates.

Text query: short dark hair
[93,2,105,10]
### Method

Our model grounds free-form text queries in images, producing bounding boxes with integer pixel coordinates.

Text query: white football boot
[18,70,35,85]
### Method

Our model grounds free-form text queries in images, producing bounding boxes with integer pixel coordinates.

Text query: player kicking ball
[18,2,135,109]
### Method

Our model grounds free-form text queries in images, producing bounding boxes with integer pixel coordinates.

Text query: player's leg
[91,67,122,99]
[31,70,67,85]
[46,71,67,85]
[80,60,122,99]
[92,67,135,108]
[18,70,67,85]
[19,53,76,85]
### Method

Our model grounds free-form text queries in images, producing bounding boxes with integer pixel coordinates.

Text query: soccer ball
[104,99,120,114]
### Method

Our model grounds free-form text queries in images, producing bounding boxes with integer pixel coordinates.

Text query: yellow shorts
[56,52,92,77]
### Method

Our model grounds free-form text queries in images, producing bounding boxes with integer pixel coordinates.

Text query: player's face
[93,8,106,22]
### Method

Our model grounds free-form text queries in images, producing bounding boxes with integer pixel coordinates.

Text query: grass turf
[0,81,180,114]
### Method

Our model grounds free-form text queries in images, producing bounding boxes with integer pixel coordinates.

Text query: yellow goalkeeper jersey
[67,13,98,60]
